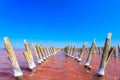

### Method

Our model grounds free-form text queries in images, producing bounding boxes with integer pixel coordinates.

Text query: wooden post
[86,48,89,55]
[51,46,54,55]
[4,37,23,80]
[77,43,87,62]
[69,46,72,57]
[24,40,34,62]
[66,45,70,56]
[75,48,81,60]
[43,47,48,59]
[45,47,48,58]
[23,51,35,71]
[106,47,115,63]
[50,47,53,55]
[52,46,56,55]
[97,33,114,76]
[40,46,46,60]
[48,48,51,56]
[84,39,96,69]
[64,46,67,56]
[24,40,36,69]
[39,46,45,61]
[71,44,76,58]
[118,45,120,56]
[48,47,52,56]
[113,46,117,57]
[46,47,50,57]
[50,47,53,56]
[32,43,41,64]
[98,47,101,55]
[35,43,43,63]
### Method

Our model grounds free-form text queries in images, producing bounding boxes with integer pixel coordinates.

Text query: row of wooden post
[4,37,57,80]
[63,33,117,77]
[64,44,76,58]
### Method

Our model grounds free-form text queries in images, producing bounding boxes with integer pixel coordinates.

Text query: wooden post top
[107,33,112,39]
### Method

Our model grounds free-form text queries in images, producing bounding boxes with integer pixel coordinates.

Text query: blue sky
[0,0,120,48]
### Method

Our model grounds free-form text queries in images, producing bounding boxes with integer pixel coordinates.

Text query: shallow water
[0,50,120,80]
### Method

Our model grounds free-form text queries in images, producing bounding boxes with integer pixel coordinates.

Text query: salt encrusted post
[84,39,96,69]
[66,45,70,56]
[50,47,53,55]
[39,46,45,61]
[51,46,54,55]
[52,46,56,55]
[97,33,115,76]
[118,45,120,55]
[44,47,48,58]
[71,44,76,58]
[24,40,36,70]
[35,43,43,63]
[32,43,40,64]
[40,46,46,60]
[43,47,47,59]
[4,37,23,80]
[48,47,52,56]
[69,46,72,57]
[46,47,50,57]
[64,46,68,56]
[23,51,35,71]
[47,48,51,57]
[75,48,80,60]
[76,43,87,62]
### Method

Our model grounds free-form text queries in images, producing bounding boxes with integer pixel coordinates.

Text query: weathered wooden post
[41,47,47,60]
[39,46,45,62]
[86,48,89,55]
[35,43,44,63]
[118,45,120,56]
[51,47,54,55]
[69,46,72,57]
[71,44,76,58]
[23,51,36,71]
[84,39,96,69]
[48,47,52,56]
[51,46,54,55]
[76,43,87,62]
[97,33,115,76]
[39,46,45,60]
[45,47,49,58]
[4,37,23,80]
[48,48,51,56]
[75,48,81,60]
[43,47,48,59]
[51,47,53,55]
[52,46,56,55]
[64,46,68,56]
[98,47,101,55]
[24,40,36,70]
[113,46,118,57]
[46,47,50,57]
[32,43,41,64]
[67,45,70,56]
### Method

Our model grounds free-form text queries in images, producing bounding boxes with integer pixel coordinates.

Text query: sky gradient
[0,0,120,48]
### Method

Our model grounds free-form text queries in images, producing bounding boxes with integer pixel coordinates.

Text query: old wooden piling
[4,37,23,80]
[84,39,96,69]
[97,33,114,76]
[76,43,87,62]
